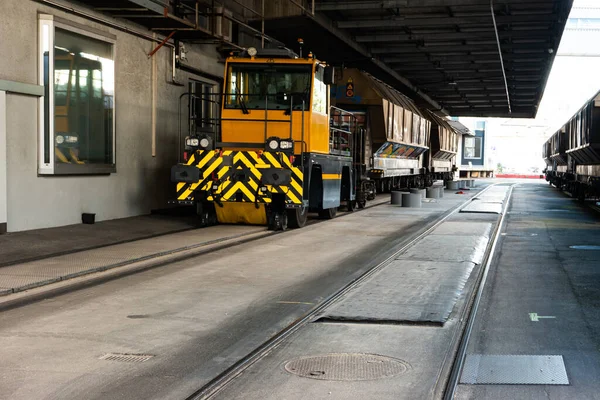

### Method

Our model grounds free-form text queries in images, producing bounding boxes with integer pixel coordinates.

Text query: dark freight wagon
[544,90,600,199]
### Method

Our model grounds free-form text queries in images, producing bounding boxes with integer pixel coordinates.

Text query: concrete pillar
[447,181,459,190]
[410,188,426,199]
[0,91,6,234]
[426,187,440,199]
[391,191,403,205]
[402,192,422,208]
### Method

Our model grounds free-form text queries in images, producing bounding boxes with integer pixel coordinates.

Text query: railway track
[184,183,510,400]
[441,184,515,399]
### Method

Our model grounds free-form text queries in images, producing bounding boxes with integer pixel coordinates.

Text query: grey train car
[544,90,600,199]
[332,69,459,202]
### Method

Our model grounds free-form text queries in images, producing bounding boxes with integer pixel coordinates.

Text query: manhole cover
[283,353,410,381]
[99,353,154,363]
[569,245,600,250]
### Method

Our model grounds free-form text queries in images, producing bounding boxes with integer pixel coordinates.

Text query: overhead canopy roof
[259,0,573,118]
[68,0,572,118]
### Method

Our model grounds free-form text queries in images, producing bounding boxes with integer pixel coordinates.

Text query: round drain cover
[284,353,410,381]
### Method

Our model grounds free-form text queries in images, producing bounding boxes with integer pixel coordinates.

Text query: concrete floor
[211,185,509,400]
[0,196,390,297]
[0,224,267,296]
[0,213,198,267]
[0,188,482,400]
[454,182,600,399]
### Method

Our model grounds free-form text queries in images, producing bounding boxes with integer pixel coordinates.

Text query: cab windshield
[225,63,312,111]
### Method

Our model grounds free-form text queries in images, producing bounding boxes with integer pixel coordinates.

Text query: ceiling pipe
[34,0,176,48]
[490,0,512,114]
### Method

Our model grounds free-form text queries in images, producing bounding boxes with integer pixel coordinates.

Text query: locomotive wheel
[346,200,356,212]
[357,199,366,209]
[269,211,288,231]
[287,206,308,229]
[577,185,586,202]
[196,202,217,227]
[318,207,337,219]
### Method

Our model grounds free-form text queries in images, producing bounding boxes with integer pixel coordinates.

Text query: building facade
[0,0,239,232]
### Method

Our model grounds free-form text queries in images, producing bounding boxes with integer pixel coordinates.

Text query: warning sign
[345,77,354,98]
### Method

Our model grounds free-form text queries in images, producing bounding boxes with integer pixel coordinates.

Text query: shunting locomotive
[171,45,461,230]
[172,46,355,230]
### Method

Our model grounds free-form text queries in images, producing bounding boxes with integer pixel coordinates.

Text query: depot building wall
[0,0,222,232]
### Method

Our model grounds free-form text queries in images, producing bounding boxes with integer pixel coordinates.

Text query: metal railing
[329,106,355,157]
[179,91,309,160]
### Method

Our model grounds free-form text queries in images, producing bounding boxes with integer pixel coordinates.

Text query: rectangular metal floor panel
[460,355,569,385]
[397,235,489,265]
[321,260,476,324]
[431,222,492,238]
[461,202,503,214]
[474,192,508,201]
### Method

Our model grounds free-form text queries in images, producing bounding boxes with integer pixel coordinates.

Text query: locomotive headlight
[186,138,199,147]
[55,135,65,144]
[199,137,210,148]
[268,139,279,150]
[247,47,258,57]
[279,140,294,150]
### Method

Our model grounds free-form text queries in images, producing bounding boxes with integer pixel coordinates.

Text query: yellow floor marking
[277,301,314,305]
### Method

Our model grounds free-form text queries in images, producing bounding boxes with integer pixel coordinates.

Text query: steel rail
[442,183,516,399]
[185,184,500,400]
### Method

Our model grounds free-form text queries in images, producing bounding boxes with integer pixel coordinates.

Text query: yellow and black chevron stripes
[176,150,303,205]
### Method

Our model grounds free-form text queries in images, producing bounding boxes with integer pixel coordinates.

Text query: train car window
[38,17,115,175]
[225,63,312,111]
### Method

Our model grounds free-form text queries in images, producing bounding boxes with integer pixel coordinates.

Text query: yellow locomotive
[171,47,356,230]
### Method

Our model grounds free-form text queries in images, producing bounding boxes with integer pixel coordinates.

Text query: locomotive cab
[171,47,356,230]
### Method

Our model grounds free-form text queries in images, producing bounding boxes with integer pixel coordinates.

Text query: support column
[0,90,6,234]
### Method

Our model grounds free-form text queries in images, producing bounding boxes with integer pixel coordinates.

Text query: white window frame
[38,14,117,175]
[463,136,482,160]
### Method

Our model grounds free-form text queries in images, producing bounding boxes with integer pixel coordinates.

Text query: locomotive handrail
[329,106,355,156]
[181,90,308,161]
